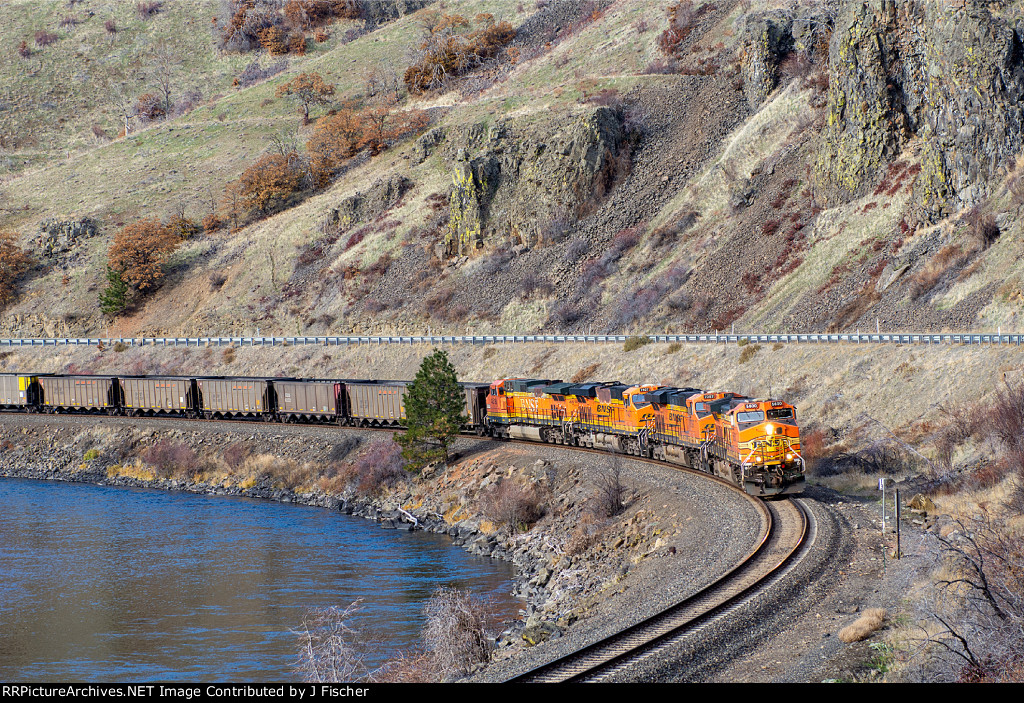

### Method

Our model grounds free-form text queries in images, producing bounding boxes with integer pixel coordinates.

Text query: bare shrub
[912,515,1024,682]
[236,58,289,89]
[812,440,916,478]
[565,236,590,262]
[208,271,227,290]
[548,300,582,327]
[801,427,827,474]
[478,249,512,276]
[422,587,491,681]
[591,461,626,518]
[137,1,163,19]
[838,608,886,643]
[221,442,250,471]
[352,438,407,495]
[566,510,604,555]
[143,439,199,478]
[965,206,1000,250]
[374,649,435,683]
[482,479,544,532]
[293,602,372,683]
[35,30,59,47]
[537,213,571,245]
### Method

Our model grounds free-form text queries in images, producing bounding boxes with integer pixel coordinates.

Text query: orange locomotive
[486,378,804,496]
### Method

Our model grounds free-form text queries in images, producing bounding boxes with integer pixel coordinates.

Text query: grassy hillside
[1,0,1023,342]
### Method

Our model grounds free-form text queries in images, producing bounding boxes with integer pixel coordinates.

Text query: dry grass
[838,607,887,643]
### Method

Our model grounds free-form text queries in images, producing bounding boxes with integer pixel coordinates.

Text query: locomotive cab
[722,399,805,496]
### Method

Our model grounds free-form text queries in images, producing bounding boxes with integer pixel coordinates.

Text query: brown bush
[234,152,306,215]
[275,71,335,123]
[965,206,1000,250]
[656,0,697,56]
[482,479,545,532]
[135,92,165,121]
[34,30,59,47]
[352,438,406,496]
[137,1,163,19]
[403,13,516,95]
[221,442,251,471]
[202,213,223,233]
[107,218,179,292]
[0,231,31,306]
[17,40,30,58]
[143,439,199,478]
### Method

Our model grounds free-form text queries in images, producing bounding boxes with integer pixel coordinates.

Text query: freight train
[0,373,804,497]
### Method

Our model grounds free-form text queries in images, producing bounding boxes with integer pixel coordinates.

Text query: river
[0,478,520,682]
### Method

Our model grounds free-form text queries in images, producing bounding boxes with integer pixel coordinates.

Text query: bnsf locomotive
[0,373,803,497]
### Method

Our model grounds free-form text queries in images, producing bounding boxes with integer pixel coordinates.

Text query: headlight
[786,453,793,461]
[755,456,762,462]
[765,423,774,435]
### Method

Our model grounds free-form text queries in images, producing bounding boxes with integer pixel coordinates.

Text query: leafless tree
[293,602,373,683]
[909,514,1024,682]
[149,40,182,116]
[422,587,491,681]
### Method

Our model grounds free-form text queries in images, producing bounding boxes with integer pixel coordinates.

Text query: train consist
[0,373,803,497]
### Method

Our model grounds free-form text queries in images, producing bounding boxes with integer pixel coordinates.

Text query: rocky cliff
[424,106,626,257]
[817,0,1024,217]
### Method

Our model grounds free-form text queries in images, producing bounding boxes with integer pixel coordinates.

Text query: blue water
[0,478,519,682]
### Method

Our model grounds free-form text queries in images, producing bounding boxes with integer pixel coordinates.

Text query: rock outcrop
[325,174,412,231]
[422,107,626,257]
[34,218,99,258]
[816,0,1024,217]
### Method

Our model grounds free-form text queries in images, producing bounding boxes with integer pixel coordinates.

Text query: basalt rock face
[426,107,626,257]
[34,218,99,258]
[325,174,412,231]
[816,0,1024,217]
[739,6,831,109]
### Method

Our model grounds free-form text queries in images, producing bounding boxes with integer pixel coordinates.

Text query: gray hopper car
[197,377,276,419]
[276,380,339,422]
[344,380,489,431]
[38,376,119,411]
[121,377,197,416]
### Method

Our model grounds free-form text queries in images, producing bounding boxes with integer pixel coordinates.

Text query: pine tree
[397,349,466,470]
[98,267,128,316]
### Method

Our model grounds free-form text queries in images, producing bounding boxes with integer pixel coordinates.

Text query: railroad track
[504,498,810,683]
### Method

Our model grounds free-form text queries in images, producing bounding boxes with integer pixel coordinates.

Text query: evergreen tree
[98,267,128,316]
[397,349,466,470]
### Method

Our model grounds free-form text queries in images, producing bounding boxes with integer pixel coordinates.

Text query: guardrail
[0,333,1020,348]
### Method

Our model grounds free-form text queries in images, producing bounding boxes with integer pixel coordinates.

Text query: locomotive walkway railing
[0,333,1020,348]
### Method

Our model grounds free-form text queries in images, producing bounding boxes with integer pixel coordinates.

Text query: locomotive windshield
[736,410,765,426]
[693,402,710,417]
[767,407,796,423]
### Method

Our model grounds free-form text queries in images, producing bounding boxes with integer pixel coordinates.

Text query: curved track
[505,498,810,683]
